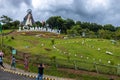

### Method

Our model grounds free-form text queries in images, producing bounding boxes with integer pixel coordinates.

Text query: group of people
[0,54,45,80]
[0,55,29,70]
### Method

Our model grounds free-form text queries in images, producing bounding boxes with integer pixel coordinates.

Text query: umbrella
[0,51,4,56]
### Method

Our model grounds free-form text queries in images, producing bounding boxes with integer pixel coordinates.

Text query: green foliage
[1,15,120,40]
[46,16,75,34]
[46,16,64,29]
[0,15,13,29]
[1,32,120,79]
[0,15,13,24]
[98,29,114,39]
[67,25,82,36]
[51,38,55,45]
[115,28,120,40]
[11,20,20,29]
[104,24,116,31]
[35,21,42,27]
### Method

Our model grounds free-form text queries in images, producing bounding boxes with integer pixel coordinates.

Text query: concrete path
[0,63,74,80]
[0,69,35,80]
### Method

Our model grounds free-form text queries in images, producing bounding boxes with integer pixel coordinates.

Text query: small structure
[19,9,35,31]
[18,9,61,34]
[82,32,85,37]
[22,9,34,26]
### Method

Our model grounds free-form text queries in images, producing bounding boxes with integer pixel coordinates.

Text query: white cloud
[32,0,49,9]
[84,0,110,13]
[32,0,73,10]
[0,0,120,26]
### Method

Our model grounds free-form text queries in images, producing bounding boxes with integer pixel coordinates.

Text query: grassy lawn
[0,30,14,34]
[1,31,120,80]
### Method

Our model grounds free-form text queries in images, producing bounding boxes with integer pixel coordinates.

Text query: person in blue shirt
[0,55,5,68]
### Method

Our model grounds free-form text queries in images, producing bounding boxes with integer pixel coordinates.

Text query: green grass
[0,30,13,34]
[1,31,120,80]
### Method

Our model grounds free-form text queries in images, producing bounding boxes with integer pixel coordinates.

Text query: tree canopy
[0,15,120,40]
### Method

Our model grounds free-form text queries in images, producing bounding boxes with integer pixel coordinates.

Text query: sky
[0,0,120,26]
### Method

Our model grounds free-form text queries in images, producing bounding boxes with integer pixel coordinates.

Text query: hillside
[1,30,120,80]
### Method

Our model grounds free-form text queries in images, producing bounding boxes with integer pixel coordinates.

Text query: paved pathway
[0,69,35,80]
[0,63,74,80]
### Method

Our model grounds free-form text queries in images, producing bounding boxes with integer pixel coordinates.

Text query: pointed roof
[22,9,34,26]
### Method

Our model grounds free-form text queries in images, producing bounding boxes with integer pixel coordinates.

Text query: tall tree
[0,15,12,24]
[67,25,82,36]
[0,15,13,29]
[98,29,113,39]
[35,21,42,27]
[76,21,81,26]
[104,24,115,31]
[46,16,65,33]
[11,20,20,29]
[115,28,120,40]
[65,18,75,29]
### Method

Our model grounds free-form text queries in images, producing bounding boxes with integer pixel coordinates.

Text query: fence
[1,45,119,76]
[30,55,119,76]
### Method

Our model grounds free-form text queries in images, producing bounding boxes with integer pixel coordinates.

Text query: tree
[46,16,60,29]
[67,25,82,36]
[0,15,12,23]
[98,29,113,39]
[81,22,90,29]
[115,28,120,40]
[104,24,116,32]
[60,18,75,34]
[76,21,81,26]
[35,21,42,27]
[11,20,20,29]
[88,31,95,38]
[46,16,65,33]
[90,23,103,32]
[0,15,13,29]
[65,18,75,29]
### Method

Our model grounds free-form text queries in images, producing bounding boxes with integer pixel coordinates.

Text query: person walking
[0,55,5,69]
[11,56,16,70]
[24,56,29,71]
[36,63,44,80]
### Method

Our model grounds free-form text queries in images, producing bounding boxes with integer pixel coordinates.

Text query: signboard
[12,49,16,55]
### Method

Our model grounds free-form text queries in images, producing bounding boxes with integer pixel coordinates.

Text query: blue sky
[0,0,120,26]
